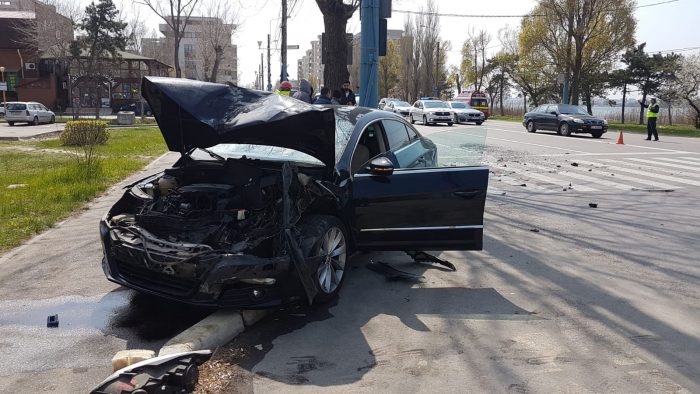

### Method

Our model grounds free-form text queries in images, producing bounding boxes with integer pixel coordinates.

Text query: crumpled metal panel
[141,77,337,167]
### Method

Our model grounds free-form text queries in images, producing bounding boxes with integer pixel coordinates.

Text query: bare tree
[398,17,415,101]
[125,7,148,54]
[138,0,200,77]
[462,29,491,92]
[315,0,360,91]
[197,0,238,82]
[416,0,440,97]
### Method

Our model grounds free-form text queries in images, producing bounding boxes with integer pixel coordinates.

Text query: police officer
[275,81,293,97]
[639,97,660,141]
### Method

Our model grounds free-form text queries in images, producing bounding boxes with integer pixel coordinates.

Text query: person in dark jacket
[313,86,333,104]
[331,89,342,105]
[293,79,312,103]
[639,97,660,141]
[339,80,356,106]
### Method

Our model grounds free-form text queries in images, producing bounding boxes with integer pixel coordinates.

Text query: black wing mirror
[550,111,558,115]
[368,157,394,176]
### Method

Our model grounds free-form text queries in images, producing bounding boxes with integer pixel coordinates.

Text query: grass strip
[0,127,167,253]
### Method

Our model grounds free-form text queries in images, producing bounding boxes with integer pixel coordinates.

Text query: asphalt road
[204,120,700,393]
[0,121,65,140]
[1,120,700,392]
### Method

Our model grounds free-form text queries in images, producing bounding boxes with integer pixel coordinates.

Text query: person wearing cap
[639,97,660,141]
[339,80,356,106]
[275,81,293,97]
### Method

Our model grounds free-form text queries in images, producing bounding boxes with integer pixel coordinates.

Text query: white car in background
[4,102,55,126]
[0,102,5,117]
[409,99,453,126]
[384,100,412,117]
[447,101,485,125]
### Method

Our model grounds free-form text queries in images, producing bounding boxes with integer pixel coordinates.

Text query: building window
[184,44,194,57]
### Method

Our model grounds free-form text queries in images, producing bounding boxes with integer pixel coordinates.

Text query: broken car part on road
[100,77,488,309]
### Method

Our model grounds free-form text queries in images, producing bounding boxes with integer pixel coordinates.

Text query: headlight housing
[573,118,584,124]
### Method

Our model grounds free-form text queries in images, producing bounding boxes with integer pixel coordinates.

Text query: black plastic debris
[406,250,456,271]
[589,203,598,208]
[530,228,540,233]
[519,183,527,187]
[47,314,59,328]
[366,261,426,282]
[571,162,579,167]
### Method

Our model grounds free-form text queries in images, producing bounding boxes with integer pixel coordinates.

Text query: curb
[157,309,270,357]
[0,130,62,141]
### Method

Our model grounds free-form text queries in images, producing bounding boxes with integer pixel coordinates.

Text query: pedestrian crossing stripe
[651,157,700,169]
[599,158,700,179]
[678,156,700,163]
[523,163,631,191]
[495,164,599,192]
[626,158,700,172]
[574,159,697,188]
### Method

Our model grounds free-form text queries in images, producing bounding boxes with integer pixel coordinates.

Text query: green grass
[488,115,700,137]
[0,127,167,253]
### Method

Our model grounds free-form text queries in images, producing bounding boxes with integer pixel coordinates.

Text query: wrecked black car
[99,77,489,308]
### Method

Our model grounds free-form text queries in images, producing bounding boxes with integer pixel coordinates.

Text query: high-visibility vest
[647,103,659,118]
[275,90,291,97]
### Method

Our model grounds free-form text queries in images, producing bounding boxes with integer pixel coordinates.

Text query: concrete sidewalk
[0,122,65,140]
[0,151,204,393]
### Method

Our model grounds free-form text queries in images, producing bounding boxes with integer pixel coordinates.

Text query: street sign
[0,82,6,91]
[287,45,300,49]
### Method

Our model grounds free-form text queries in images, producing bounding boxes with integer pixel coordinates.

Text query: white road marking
[626,158,700,172]
[679,156,700,163]
[498,165,599,191]
[537,151,691,157]
[523,163,635,191]
[484,135,589,154]
[651,157,700,169]
[599,159,700,179]
[575,159,695,188]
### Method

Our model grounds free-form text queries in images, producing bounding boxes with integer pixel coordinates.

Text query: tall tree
[71,0,128,117]
[379,40,400,98]
[520,0,636,104]
[197,0,238,82]
[398,17,415,101]
[674,53,700,128]
[139,0,200,78]
[461,29,491,92]
[125,8,148,54]
[316,0,359,91]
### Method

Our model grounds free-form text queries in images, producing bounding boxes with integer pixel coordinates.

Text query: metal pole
[0,67,6,113]
[260,52,264,90]
[359,0,379,108]
[280,0,288,81]
[434,41,439,97]
[267,34,272,91]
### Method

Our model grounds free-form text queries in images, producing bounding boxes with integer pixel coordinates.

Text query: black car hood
[142,77,336,167]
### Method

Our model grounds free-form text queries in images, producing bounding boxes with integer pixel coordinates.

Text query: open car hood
[142,77,336,167]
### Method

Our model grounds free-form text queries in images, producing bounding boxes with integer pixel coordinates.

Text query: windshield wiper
[194,148,226,161]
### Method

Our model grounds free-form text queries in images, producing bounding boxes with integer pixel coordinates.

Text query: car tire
[559,122,571,136]
[423,115,430,125]
[410,114,415,124]
[33,116,39,126]
[447,122,453,126]
[8,122,14,126]
[591,131,603,138]
[50,115,55,124]
[476,121,483,126]
[526,120,536,133]
[145,110,152,116]
[297,215,349,304]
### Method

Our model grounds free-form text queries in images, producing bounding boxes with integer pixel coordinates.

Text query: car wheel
[591,131,603,138]
[33,116,39,126]
[476,121,483,125]
[50,115,55,124]
[526,120,536,133]
[8,122,14,126]
[145,110,152,116]
[447,122,453,126]
[559,122,571,136]
[297,215,349,303]
[454,114,459,124]
[423,115,429,125]
[410,114,415,124]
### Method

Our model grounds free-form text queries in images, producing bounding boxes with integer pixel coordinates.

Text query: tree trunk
[456,74,461,94]
[320,9,350,94]
[499,74,504,116]
[621,84,626,124]
[639,90,647,125]
[523,92,527,114]
[667,104,672,126]
[174,35,182,78]
[210,45,223,83]
[570,44,583,105]
[584,85,592,115]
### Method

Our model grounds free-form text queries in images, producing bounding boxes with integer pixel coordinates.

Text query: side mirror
[550,111,558,115]
[368,157,394,176]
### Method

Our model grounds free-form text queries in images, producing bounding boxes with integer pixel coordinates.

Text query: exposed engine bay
[105,157,329,282]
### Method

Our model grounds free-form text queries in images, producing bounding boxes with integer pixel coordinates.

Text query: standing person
[313,86,333,104]
[339,80,356,106]
[275,81,293,96]
[639,97,660,141]
[331,89,342,105]
[292,79,312,103]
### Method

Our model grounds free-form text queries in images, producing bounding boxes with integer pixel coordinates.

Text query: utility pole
[280,0,288,82]
[434,41,440,97]
[360,0,379,108]
[267,34,272,91]
[261,52,264,90]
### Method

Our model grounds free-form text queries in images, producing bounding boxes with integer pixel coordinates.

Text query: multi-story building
[296,36,324,91]
[157,17,238,84]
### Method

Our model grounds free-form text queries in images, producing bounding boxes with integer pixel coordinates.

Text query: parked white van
[5,102,55,126]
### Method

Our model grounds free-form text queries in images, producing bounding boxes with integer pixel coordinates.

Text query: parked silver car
[0,102,5,117]
[447,101,485,125]
[384,100,412,117]
[5,102,55,126]
[409,99,453,126]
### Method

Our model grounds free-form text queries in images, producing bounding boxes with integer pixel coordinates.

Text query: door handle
[453,190,481,199]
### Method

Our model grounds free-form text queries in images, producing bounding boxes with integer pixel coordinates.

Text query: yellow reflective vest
[275,90,291,97]
[647,103,659,118]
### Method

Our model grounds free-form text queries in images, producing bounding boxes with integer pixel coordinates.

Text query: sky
[122,0,699,88]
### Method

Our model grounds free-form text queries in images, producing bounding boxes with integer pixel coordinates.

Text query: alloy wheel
[317,226,346,294]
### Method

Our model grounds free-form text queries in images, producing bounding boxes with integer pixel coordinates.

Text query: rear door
[352,119,488,251]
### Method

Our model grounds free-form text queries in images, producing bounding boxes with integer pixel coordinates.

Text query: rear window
[7,103,27,110]
[471,99,487,107]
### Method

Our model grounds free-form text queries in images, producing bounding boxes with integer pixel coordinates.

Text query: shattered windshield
[207,145,324,166]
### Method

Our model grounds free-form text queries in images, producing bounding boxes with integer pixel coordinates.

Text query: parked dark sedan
[523,104,608,138]
[99,77,488,308]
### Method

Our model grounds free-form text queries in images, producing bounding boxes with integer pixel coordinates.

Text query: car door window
[383,119,410,150]
[382,119,430,169]
[351,121,386,174]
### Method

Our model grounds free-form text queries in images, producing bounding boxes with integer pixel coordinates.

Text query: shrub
[60,120,109,147]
